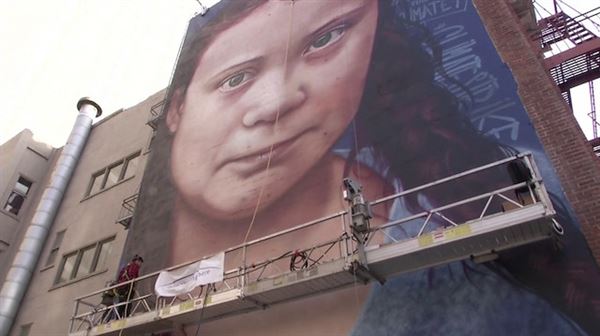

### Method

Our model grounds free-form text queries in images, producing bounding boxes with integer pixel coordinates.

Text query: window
[123,154,140,180]
[105,162,125,188]
[19,323,32,336]
[88,172,105,195]
[3,176,32,215]
[74,245,96,278]
[84,151,141,197]
[55,237,114,285]
[44,230,66,267]
[56,253,77,283]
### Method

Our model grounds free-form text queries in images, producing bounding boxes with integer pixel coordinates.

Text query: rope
[352,120,362,178]
[339,0,364,309]
[117,279,136,336]
[338,0,362,179]
[241,0,295,245]
[193,283,214,336]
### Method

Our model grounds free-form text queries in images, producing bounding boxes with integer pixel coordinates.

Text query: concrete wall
[9,91,163,335]
[0,130,55,282]
[6,0,600,334]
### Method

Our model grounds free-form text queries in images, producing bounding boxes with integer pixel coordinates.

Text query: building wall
[474,0,600,262]
[4,0,600,335]
[123,0,600,335]
[9,91,163,336]
[0,129,55,282]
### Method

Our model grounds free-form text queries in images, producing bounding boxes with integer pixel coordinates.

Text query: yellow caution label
[180,300,194,311]
[445,224,471,239]
[418,234,434,247]
[205,295,212,305]
[97,325,105,332]
[161,306,171,316]
[418,224,471,247]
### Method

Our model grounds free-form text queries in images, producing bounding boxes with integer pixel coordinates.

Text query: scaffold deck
[69,203,554,336]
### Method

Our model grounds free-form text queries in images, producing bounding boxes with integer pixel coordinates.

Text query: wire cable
[241,0,296,246]
[117,280,136,336]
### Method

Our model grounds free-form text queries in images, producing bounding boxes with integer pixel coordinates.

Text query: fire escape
[115,194,138,229]
[146,100,165,131]
[115,100,165,229]
[532,1,600,151]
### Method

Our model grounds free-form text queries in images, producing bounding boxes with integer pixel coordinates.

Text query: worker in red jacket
[116,254,143,318]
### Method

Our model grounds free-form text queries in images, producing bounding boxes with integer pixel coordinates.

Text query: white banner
[154,252,224,297]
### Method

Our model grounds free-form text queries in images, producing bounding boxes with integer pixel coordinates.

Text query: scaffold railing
[68,152,559,336]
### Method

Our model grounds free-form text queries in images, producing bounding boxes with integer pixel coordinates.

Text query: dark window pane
[45,250,58,267]
[88,173,104,195]
[4,191,25,215]
[74,246,95,278]
[57,253,77,283]
[53,230,66,248]
[19,323,32,336]
[45,230,66,266]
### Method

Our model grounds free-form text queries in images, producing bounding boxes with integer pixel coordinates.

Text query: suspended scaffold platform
[68,152,561,336]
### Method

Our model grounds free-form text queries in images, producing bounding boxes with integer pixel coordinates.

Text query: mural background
[123,1,600,334]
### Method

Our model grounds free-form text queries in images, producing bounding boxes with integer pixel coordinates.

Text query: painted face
[167,0,378,220]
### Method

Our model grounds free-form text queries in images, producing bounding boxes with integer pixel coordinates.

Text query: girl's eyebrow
[201,1,370,86]
[299,3,370,48]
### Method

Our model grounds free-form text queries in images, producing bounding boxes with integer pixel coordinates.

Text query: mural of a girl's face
[167,0,378,220]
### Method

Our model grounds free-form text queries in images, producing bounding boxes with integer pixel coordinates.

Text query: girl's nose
[242,70,307,127]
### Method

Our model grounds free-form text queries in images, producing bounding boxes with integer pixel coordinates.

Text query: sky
[0,0,598,147]
[0,0,219,147]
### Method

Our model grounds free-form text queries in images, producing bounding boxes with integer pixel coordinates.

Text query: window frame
[56,251,78,283]
[3,175,33,217]
[19,323,32,336]
[44,229,66,268]
[53,237,115,286]
[72,245,94,278]
[87,169,108,196]
[122,152,141,180]
[104,161,126,189]
[83,151,141,198]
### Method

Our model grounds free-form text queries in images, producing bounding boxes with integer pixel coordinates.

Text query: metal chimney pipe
[0,98,102,336]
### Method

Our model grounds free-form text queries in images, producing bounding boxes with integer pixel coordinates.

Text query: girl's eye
[305,26,346,55]
[219,72,254,92]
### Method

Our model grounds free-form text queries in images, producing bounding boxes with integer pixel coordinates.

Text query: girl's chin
[194,197,287,223]
[184,201,264,222]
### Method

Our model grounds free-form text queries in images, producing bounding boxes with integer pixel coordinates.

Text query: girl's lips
[224,133,305,176]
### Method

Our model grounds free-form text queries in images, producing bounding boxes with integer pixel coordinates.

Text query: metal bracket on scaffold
[343,178,384,284]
